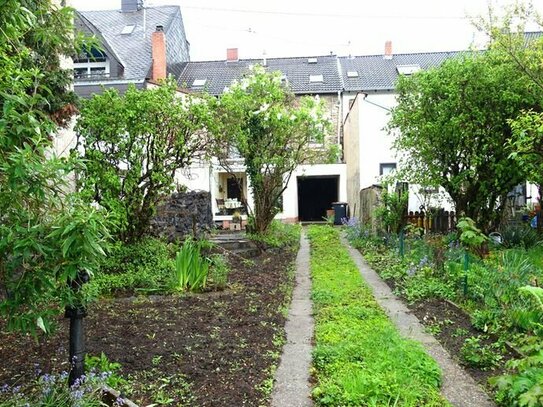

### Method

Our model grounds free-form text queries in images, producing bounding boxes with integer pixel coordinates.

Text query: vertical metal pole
[65,271,89,387]
[66,306,87,386]
[463,251,469,296]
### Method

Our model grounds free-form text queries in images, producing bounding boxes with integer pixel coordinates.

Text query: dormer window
[309,74,323,83]
[307,57,318,64]
[396,64,421,75]
[347,71,359,78]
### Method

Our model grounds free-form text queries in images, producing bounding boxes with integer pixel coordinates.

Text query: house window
[347,71,359,78]
[121,24,136,35]
[309,74,324,83]
[396,65,421,75]
[73,51,110,79]
[379,162,396,175]
[192,79,207,88]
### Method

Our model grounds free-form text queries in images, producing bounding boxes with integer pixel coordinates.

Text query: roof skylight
[396,64,421,75]
[347,71,359,78]
[309,74,323,83]
[307,57,318,64]
[121,25,136,35]
[192,79,207,87]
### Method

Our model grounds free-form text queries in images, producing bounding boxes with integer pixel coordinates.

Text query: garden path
[271,230,314,407]
[340,234,496,407]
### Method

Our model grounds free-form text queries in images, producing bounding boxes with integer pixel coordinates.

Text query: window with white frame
[73,51,110,79]
[379,162,397,175]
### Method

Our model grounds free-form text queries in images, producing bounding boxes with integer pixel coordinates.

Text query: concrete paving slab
[271,231,314,407]
[340,235,495,407]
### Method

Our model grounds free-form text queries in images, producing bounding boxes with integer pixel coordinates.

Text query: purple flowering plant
[0,363,124,407]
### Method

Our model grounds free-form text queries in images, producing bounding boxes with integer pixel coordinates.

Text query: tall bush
[388,48,542,231]
[214,66,332,234]
[76,81,215,242]
[0,1,108,334]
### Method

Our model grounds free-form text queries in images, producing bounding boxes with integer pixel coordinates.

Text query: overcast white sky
[71,0,543,61]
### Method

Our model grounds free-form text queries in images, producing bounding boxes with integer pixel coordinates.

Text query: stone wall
[151,191,213,240]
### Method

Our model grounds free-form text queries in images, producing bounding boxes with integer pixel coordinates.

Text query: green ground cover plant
[307,226,445,406]
[84,237,176,298]
[248,220,301,248]
[85,237,230,298]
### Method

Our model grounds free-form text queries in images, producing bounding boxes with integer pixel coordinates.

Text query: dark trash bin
[331,202,348,225]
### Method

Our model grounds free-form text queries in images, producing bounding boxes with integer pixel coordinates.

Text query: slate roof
[339,51,465,92]
[78,6,185,80]
[174,55,343,95]
[175,51,468,95]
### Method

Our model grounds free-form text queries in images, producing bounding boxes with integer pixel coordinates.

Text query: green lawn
[308,226,446,407]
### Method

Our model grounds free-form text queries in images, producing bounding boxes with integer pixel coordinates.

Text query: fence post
[399,228,405,259]
[463,251,469,296]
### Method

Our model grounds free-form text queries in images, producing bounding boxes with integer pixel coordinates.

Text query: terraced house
[75,1,536,226]
[74,0,190,97]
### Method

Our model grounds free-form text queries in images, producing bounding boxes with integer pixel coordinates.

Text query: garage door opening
[297,176,339,222]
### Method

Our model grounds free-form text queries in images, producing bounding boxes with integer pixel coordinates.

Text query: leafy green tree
[0,1,109,334]
[76,81,215,242]
[388,49,542,231]
[475,3,543,229]
[215,66,331,234]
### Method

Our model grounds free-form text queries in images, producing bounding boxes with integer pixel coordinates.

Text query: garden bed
[0,246,297,406]
[350,228,543,406]
[407,298,519,391]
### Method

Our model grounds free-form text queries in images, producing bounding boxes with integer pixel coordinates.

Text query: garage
[297,176,339,222]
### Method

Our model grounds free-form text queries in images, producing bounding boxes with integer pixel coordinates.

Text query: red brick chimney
[384,40,393,59]
[226,48,239,62]
[152,25,167,81]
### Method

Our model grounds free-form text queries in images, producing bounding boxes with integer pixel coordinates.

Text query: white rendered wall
[357,93,397,189]
[355,92,454,213]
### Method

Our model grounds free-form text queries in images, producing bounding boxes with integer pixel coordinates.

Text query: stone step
[213,240,254,250]
[230,247,260,258]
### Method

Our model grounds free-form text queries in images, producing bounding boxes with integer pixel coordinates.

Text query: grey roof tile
[339,51,465,91]
[78,6,187,80]
[175,55,343,95]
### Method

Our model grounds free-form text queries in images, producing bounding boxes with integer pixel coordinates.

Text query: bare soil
[0,247,297,406]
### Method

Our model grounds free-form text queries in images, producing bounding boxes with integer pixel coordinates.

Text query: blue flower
[72,389,84,400]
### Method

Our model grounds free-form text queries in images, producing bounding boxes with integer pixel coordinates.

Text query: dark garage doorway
[297,176,339,221]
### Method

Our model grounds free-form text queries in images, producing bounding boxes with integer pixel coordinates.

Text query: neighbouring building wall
[175,163,211,192]
[354,91,454,214]
[318,94,342,156]
[358,92,397,189]
[343,93,361,219]
[165,8,190,64]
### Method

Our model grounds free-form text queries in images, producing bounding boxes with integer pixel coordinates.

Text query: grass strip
[308,225,447,406]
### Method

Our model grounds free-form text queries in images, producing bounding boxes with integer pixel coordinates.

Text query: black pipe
[65,271,90,387]
[65,306,87,386]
